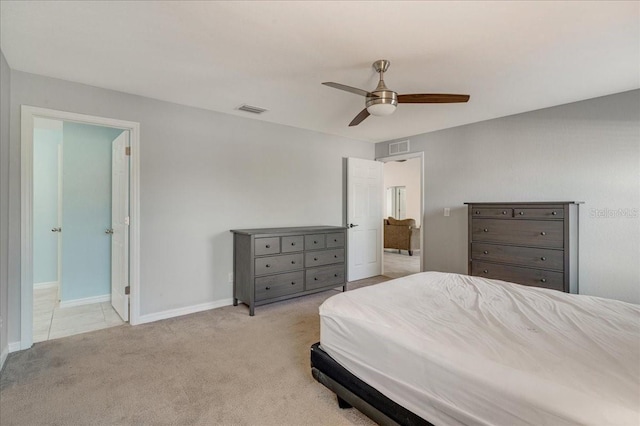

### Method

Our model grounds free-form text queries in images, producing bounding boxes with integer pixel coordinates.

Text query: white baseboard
[34,281,58,289]
[59,294,110,308]
[137,298,234,325]
[8,341,21,352]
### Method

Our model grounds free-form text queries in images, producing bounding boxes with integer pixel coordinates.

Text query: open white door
[111,131,129,321]
[347,157,383,281]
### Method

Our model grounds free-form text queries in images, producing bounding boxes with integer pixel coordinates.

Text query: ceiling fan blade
[397,94,470,104]
[322,82,374,98]
[349,109,370,127]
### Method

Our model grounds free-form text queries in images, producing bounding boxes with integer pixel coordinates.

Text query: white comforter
[319,272,640,425]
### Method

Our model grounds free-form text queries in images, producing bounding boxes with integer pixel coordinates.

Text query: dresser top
[230,225,346,236]
[464,201,583,205]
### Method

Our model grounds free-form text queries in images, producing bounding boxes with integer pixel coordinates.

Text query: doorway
[32,118,127,342]
[379,153,423,279]
[20,106,141,350]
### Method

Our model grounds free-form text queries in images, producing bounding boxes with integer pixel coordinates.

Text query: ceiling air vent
[237,104,268,114]
[389,139,410,155]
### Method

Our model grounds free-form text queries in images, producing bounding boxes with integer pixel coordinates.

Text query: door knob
[105,228,114,234]
[51,227,61,232]
[348,223,359,228]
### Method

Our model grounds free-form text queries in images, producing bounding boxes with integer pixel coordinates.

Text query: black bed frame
[310,342,433,426]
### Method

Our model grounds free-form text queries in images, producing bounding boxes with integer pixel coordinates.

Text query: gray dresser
[466,202,580,293]
[231,226,347,315]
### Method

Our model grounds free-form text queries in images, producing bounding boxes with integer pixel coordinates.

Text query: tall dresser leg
[249,305,255,316]
[233,298,238,306]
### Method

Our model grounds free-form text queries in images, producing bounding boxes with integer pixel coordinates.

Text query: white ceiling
[1,1,638,143]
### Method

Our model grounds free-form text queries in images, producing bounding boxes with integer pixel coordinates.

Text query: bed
[310,271,640,425]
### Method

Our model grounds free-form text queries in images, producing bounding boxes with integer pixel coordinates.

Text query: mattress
[319,271,640,425]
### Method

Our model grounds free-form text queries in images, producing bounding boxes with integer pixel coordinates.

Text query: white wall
[383,157,421,227]
[0,50,10,368]
[6,71,373,344]
[376,90,640,304]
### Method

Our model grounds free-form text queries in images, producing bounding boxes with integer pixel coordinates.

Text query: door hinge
[125,286,130,295]
[125,147,131,156]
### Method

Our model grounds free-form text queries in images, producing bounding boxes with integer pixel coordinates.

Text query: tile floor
[33,285,125,343]
[383,249,421,279]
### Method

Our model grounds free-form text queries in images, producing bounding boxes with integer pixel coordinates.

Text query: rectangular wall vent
[237,104,268,114]
[389,139,410,155]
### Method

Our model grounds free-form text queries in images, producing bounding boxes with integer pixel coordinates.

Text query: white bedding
[319,272,640,425]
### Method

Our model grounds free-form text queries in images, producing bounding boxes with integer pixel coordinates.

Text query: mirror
[386,186,406,219]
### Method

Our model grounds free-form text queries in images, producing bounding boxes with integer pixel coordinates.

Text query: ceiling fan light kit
[323,59,470,126]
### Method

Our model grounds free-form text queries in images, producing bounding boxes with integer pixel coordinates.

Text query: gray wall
[376,90,640,304]
[7,71,373,344]
[1,50,10,364]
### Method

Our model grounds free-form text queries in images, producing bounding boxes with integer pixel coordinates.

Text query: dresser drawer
[305,249,344,267]
[254,237,280,256]
[325,232,345,248]
[305,234,326,250]
[281,235,304,253]
[255,271,304,301]
[306,265,345,290]
[255,253,303,276]
[514,208,564,219]
[471,208,513,218]
[472,243,564,271]
[472,261,564,291]
[471,219,564,248]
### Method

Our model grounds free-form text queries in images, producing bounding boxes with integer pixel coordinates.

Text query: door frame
[376,151,425,274]
[20,105,141,350]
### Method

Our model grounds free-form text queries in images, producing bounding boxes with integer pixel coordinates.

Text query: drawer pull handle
[266,286,271,290]
[334,274,339,277]
[314,277,318,281]
[519,211,524,215]
[265,264,270,268]
[475,211,480,214]
[483,250,488,254]
[266,244,270,248]
[483,228,488,232]
[552,211,557,216]
[291,282,296,285]
[334,239,338,242]
[314,257,318,261]
[334,255,338,258]
[502,211,507,215]
[291,261,296,264]
[314,241,318,244]
[540,232,546,236]
[291,242,296,246]
[483,269,488,274]
[540,278,547,283]
[540,257,546,261]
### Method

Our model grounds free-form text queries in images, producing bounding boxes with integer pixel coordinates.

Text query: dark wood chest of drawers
[231,226,347,315]
[466,202,580,293]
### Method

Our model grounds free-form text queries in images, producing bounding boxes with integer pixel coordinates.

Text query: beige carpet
[0,276,389,425]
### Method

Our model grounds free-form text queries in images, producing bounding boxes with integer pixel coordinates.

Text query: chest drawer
[305,249,344,267]
[472,261,564,291]
[472,243,564,271]
[255,253,303,276]
[254,237,280,256]
[255,271,304,301]
[306,265,345,291]
[281,235,304,253]
[471,208,513,218]
[305,234,326,250]
[326,232,345,248]
[514,208,564,219]
[471,219,564,248]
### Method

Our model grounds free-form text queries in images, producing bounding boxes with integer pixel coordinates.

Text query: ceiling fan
[323,60,470,126]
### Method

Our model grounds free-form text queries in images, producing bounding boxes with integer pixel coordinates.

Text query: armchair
[383,217,420,256]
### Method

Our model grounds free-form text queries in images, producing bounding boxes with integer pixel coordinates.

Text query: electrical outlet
[228,272,233,283]
[444,208,450,217]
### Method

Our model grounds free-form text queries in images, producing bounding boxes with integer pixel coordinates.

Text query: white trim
[58,294,110,308]
[20,106,142,351]
[0,346,8,370]
[8,341,22,352]
[376,151,425,273]
[34,281,58,289]
[137,299,234,325]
